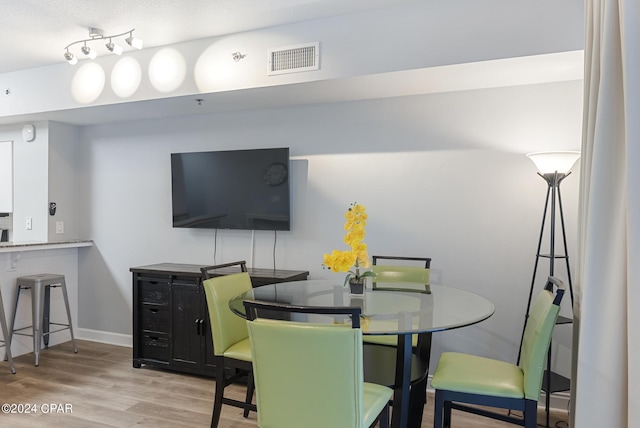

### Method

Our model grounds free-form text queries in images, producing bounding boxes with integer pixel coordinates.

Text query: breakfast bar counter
[0,239,93,253]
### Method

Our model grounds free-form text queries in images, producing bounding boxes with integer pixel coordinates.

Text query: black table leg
[391,334,413,428]
[407,333,432,428]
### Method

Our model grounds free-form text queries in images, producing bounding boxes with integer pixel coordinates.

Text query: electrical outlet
[56,221,64,234]
[25,217,32,230]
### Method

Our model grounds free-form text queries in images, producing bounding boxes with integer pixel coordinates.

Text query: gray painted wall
[77,79,582,377]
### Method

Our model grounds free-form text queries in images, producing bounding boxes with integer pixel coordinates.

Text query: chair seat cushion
[363,382,393,426]
[223,337,252,362]
[431,352,524,399]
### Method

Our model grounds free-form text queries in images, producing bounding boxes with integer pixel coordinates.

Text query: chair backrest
[245,301,366,428]
[202,269,253,356]
[519,276,564,400]
[200,260,247,279]
[371,255,431,291]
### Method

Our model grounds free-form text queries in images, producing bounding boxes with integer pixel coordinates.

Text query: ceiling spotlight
[81,44,97,59]
[106,39,123,55]
[64,50,77,65]
[232,51,246,62]
[125,32,143,49]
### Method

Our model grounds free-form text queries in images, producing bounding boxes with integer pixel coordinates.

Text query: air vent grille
[268,42,320,76]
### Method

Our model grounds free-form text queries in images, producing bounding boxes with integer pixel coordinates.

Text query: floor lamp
[521,151,580,428]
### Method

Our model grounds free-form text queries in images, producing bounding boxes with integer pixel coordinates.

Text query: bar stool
[9,274,78,366]
[0,287,16,374]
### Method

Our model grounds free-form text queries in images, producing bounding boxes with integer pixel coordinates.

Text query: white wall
[76,79,583,378]
[5,122,49,242]
[48,122,79,241]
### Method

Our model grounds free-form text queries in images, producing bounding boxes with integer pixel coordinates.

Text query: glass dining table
[229,279,495,428]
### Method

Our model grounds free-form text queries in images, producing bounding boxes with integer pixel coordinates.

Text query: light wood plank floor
[0,340,569,428]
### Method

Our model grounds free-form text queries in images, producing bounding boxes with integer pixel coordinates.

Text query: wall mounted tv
[171,147,290,231]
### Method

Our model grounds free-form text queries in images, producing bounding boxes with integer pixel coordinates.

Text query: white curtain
[574,0,639,426]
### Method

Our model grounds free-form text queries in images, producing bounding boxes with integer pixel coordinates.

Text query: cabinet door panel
[171,281,203,369]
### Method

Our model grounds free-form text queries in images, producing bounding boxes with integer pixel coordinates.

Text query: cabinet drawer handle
[149,308,159,313]
[199,319,205,336]
[195,319,201,335]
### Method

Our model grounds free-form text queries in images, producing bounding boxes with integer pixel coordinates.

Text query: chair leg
[443,399,452,428]
[524,399,537,428]
[375,402,390,428]
[211,361,226,428]
[243,370,254,418]
[433,390,443,428]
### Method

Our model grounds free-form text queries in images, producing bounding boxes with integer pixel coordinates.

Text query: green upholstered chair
[371,255,432,293]
[244,300,393,428]
[430,276,565,428]
[201,261,256,427]
[366,255,433,423]
[365,255,431,349]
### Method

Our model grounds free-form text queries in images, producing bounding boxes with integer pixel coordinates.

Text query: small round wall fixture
[71,62,106,104]
[111,56,142,98]
[22,124,35,142]
[148,47,187,93]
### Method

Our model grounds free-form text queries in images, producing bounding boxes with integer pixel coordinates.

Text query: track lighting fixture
[64,27,143,64]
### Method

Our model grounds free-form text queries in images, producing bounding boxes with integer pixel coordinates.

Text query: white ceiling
[0,0,419,74]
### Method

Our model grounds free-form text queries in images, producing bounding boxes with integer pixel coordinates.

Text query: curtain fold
[574,0,639,426]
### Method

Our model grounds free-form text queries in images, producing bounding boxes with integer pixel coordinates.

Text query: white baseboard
[76,328,132,348]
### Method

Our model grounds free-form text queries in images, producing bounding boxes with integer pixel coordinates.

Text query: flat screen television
[171,147,290,231]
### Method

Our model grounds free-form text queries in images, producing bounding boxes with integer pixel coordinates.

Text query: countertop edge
[0,240,94,253]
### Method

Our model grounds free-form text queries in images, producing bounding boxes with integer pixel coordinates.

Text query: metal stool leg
[0,292,16,374]
[58,279,77,353]
[31,283,45,367]
[7,285,21,353]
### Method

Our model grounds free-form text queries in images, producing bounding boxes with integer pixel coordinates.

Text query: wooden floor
[0,340,569,428]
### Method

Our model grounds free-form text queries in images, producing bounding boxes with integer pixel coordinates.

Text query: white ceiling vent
[268,42,320,76]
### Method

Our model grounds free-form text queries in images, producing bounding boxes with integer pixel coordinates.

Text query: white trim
[76,328,132,348]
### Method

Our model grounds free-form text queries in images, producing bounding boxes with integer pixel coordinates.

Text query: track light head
[106,40,123,55]
[64,50,77,65]
[81,44,97,59]
[125,32,143,49]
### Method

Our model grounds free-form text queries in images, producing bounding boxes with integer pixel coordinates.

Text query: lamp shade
[526,151,580,174]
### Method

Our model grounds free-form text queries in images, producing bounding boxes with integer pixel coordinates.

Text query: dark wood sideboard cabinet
[130,262,309,377]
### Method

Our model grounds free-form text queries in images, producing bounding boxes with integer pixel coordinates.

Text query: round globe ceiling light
[71,62,106,104]
[148,47,187,93]
[111,57,142,98]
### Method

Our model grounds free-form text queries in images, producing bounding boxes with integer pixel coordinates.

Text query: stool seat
[9,274,78,366]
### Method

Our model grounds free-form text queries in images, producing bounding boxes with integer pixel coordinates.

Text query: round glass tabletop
[230,279,494,335]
